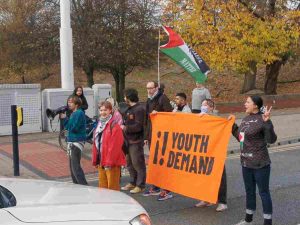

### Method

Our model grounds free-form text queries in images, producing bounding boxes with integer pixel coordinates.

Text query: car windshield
[0,185,17,208]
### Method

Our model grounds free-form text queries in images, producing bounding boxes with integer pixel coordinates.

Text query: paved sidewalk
[0,107,299,180]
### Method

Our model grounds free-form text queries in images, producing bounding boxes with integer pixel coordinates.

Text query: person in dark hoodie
[143,81,173,201]
[232,96,277,225]
[73,86,88,111]
[120,88,146,194]
[65,86,89,118]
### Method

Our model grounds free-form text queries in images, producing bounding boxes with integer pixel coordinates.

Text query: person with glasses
[143,81,173,201]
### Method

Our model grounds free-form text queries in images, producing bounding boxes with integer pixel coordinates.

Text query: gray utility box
[42,88,95,132]
[0,84,42,135]
[92,84,112,115]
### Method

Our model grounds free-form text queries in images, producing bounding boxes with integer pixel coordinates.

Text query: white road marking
[227,144,300,160]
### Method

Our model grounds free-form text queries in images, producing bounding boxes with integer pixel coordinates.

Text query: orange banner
[146,112,235,203]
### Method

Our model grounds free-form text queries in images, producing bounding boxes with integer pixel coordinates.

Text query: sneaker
[121,183,135,191]
[195,201,214,208]
[157,191,173,201]
[216,203,228,212]
[234,220,253,225]
[143,187,161,196]
[130,186,145,194]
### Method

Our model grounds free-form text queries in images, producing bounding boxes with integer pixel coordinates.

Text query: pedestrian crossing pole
[11,105,20,176]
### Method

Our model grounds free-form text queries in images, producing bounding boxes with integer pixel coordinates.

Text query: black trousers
[218,166,227,204]
[69,144,88,185]
[242,165,272,215]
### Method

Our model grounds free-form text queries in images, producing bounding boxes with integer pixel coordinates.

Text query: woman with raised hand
[233,96,277,225]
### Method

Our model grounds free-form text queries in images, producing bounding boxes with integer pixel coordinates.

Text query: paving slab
[0,141,97,179]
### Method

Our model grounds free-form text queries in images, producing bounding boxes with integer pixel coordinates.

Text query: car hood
[0,178,146,223]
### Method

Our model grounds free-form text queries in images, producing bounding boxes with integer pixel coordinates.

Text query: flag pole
[157,26,161,87]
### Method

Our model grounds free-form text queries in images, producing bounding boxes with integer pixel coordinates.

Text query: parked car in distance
[0,178,151,225]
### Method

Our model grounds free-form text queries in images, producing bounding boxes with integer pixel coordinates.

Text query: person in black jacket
[120,88,146,194]
[232,96,277,225]
[143,81,173,201]
[73,86,88,111]
[65,86,88,118]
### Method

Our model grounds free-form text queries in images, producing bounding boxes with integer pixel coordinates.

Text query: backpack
[110,121,129,155]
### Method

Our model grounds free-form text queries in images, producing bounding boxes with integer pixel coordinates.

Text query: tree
[161,0,300,94]
[71,0,106,87]
[0,0,59,83]
[239,0,300,94]
[70,0,159,101]
[98,0,159,102]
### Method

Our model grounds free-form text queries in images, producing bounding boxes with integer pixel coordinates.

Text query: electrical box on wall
[0,84,42,135]
[92,84,112,116]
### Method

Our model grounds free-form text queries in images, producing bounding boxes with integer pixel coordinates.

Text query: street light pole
[60,0,74,90]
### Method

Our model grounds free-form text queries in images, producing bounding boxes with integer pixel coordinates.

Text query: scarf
[95,114,112,152]
[148,90,159,100]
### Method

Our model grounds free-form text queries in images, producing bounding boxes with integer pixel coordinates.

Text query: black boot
[264,219,272,225]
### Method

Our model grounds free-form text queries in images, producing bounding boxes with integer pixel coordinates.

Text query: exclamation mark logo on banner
[159,132,169,166]
[153,132,161,165]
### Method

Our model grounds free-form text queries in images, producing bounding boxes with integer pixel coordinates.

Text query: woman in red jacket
[92,101,126,190]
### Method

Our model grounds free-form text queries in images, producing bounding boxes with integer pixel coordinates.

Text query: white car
[0,178,151,225]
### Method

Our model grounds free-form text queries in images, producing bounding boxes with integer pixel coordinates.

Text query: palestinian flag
[160,26,210,83]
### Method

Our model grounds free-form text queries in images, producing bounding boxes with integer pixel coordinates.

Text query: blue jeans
[242,165,272,215]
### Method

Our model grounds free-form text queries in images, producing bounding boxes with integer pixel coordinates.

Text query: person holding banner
[232,96,277,225]
[143,81,173,200]
[195,99,228,212]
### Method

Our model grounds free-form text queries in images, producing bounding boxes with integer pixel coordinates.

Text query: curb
[228,137,300,154]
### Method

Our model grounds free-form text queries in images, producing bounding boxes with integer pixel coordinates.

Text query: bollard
[11,105,20,176]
